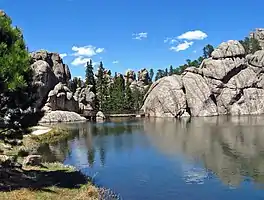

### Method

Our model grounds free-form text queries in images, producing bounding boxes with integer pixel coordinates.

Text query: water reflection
[143,116,264,187]
[38,116,264,188]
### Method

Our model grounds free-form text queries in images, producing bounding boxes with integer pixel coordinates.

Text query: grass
[0,128,119,200]
[0,163,101,200]
[30,127,71,144]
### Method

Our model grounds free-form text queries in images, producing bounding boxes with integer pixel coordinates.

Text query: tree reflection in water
[38,116,264,188]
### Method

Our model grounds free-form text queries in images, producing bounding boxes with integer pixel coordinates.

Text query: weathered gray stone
[142,38,264,117]
[96,111,106,121]
[226,67,258,89]
[211,40,245,59]
[250,28,264,50]
[39,111,86,123]
[201,57,246,80]
[31,60,58,109]
[143,75,187,117]
[182,72,218,117]
[44,83,78,112]
[246,50,264,68]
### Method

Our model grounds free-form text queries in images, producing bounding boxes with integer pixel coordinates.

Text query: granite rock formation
[142,40,264,117]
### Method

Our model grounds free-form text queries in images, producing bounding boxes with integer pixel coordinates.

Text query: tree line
[71,60,149,114]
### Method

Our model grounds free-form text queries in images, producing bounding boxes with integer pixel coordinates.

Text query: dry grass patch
[0,163,101,200]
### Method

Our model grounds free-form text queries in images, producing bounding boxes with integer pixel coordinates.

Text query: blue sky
[1,0,264,78]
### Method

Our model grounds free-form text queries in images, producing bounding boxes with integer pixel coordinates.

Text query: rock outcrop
[31,51,72,109]
[42,83,79,113]
[127,68,151,92]
[74,86,96,117]
[142,40,264,117]
[30,50,97,122]
[250,28,264,50]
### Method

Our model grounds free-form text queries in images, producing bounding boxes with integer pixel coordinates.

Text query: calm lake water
[39,116,264,200]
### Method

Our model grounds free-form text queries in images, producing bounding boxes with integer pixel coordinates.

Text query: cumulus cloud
[170,41,194,52]
[132,32,148,40]
[70,45,105,66]
[59,53,67,59]
[177,30,207,40]
[72,45,105,57]
[112,60,119,64]
[71,56,91,66]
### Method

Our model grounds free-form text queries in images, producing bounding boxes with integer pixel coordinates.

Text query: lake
[38,116,264,200]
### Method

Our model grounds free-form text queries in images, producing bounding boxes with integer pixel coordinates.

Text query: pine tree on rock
[149,69,154,82]
[169,65,173,76]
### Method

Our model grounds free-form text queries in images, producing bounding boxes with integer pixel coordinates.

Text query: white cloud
[164,37,177,44]
[170,41,194,52]
[59,53,67,59]
[96,48,105,54]
[71,56,91,66]
[72,45,105,57]
[112,60,119,64]
[177,30,207,40]
[132,32,148,40]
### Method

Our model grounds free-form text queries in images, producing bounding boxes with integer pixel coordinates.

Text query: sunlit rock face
[143,116,264,186]
[142,40,264,117]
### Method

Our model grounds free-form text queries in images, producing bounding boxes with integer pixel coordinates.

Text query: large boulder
[39,111,86,123]
[142,75,189,117]
[142,39,264,117]
[211,40,245,59]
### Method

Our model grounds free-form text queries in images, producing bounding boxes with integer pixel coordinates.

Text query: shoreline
[0,126,119,200]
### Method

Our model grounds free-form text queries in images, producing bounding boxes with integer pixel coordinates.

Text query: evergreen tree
[169,65,173,75]
[96,61,105,111]
[124,77,134,112]
[240,37,261,54]
[85,60,96,92]
[132,87,143,112]
[0,11,36,144]
[165,68,168,76]
[109,74,125,113]
[154,69,165,81]
[149,68,154,82]
[203,44,214,58]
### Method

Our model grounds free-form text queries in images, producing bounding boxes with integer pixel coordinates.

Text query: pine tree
[169,65,173,75]
[124,77,134,112]
[155,69,165,81]
[165,68,168,76]
[109,74,125,113]
[96,61,105,111]
[149,69,154,82]
[203,44,214,58]
[85,60,96,92]
[0,11,36,144]
[240,37,261,54]
[132,87,143,112]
